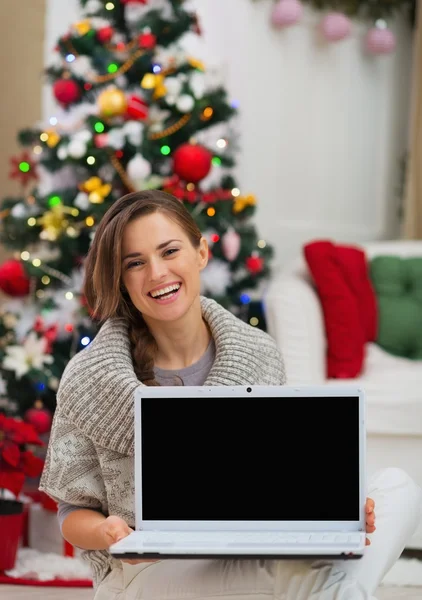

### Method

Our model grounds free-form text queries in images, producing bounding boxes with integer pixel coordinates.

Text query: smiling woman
[83,190,211,382]
[38,189,422,600]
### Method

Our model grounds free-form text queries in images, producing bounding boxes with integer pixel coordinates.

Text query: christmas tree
[0,0,273,424]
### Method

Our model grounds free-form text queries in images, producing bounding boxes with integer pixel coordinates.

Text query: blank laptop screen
[140,396,360,521]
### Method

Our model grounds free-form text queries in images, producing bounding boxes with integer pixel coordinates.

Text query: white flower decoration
[3,332,53,379]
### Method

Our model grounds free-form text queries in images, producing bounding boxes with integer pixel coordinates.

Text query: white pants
[94,468,422,600]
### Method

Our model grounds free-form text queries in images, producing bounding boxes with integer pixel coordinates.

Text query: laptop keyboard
[136,532,362,548]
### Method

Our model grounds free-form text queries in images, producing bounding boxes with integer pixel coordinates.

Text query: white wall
[44,0,413,269]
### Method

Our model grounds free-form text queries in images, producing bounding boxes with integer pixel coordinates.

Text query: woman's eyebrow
[122,239,182,261]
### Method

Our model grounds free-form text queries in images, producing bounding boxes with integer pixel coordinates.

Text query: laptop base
[111,552,364,560]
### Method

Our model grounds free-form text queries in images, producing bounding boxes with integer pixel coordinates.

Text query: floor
[2,550,422,599]
[0,584,421,599]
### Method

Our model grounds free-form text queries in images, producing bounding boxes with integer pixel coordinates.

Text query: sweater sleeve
[39,410,108,512]
[57,500,103,533]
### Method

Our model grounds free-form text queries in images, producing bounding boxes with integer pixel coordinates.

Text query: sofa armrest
[264,272,326,385]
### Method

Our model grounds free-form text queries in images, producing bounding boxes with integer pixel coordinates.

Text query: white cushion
[326,343,422,436]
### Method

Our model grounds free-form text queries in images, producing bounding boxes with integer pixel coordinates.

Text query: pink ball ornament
[365,21,396,55]
[222,229,241,262]
[271,0,303,28]
[321,12,352,42]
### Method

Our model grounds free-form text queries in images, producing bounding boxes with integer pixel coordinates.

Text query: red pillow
[303,240,378,379]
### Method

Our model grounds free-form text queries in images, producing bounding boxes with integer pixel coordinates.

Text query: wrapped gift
[28,501,82,558]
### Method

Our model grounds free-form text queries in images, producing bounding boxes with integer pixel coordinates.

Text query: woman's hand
[98,516,159,565]
[365,497,376,545]
[98,515,133,546]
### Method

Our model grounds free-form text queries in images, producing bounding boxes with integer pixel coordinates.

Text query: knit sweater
[39,296,286,586]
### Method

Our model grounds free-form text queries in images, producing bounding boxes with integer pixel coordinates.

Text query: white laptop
[109,385,367,560]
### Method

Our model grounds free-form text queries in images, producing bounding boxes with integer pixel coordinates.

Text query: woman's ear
[198,237,209,271]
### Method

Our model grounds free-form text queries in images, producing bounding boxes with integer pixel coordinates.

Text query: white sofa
[264,240,422,549]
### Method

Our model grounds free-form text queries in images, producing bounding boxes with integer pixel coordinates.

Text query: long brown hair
[83,190,202,385]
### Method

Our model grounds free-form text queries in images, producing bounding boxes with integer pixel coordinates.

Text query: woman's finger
[366,498,375,512]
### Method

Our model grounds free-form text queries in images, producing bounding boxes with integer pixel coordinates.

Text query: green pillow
[370,255,422,359]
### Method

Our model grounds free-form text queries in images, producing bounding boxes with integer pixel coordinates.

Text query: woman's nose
[148,258,167,281]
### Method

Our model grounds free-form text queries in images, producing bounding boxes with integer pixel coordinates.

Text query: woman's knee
[371,467,422,513]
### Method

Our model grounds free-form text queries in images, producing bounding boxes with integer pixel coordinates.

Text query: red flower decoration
[0,414,44,498]
[33,316,58,353]
[9,151,38,187]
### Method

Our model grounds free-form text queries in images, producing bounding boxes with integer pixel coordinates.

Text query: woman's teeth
[150,283,181,299]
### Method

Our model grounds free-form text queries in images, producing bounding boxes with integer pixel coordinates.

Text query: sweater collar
[56,297,283,455]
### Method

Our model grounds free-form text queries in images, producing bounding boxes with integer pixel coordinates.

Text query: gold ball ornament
[97,88,128,118]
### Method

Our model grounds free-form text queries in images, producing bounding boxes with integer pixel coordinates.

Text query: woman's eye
[164,248,179,257]
[127,260,144,269]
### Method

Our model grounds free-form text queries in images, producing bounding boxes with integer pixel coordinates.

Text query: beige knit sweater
[39,297,286,586]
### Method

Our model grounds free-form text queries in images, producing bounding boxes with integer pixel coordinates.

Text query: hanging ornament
[126,154,152,189]
[37,204,77,240]
[97,88,128,118]
[222,229,241,262]
[53,79,81,106]
[188,57,205,72]
[321,13,352,42]
[125,95,149,120]
[0,259,30,297]
[67,139,87,159]
[232,194,257,214]
[24,400,53,435]
[94,133,109,148]
[138,31,157,50]
[246,255,264,275]
[72,19,92,36]
[176,94,195,113]
[271,0,303,27]
[365,20,396,55]
[79,176,112,204]
[9,151,38,186]
[43,129,61,148]
[97,26,114,44]
[141,73,167,99]
[172,143,212,183]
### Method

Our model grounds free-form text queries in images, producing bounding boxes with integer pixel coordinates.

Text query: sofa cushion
[303,240,377,379]
[326,343,422,436]
[370,256,422,359]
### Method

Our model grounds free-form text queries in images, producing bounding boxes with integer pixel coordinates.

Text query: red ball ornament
[0,259,30,297]
[125,95,149,120]
[138,32,157,50]
[172,144,212,183]
[97,26,114,44]
[245,255,264,275]
[24,401,52,435]
[53,78,81,106]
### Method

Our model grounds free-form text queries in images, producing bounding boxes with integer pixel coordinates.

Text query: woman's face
[121,211,208,323]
